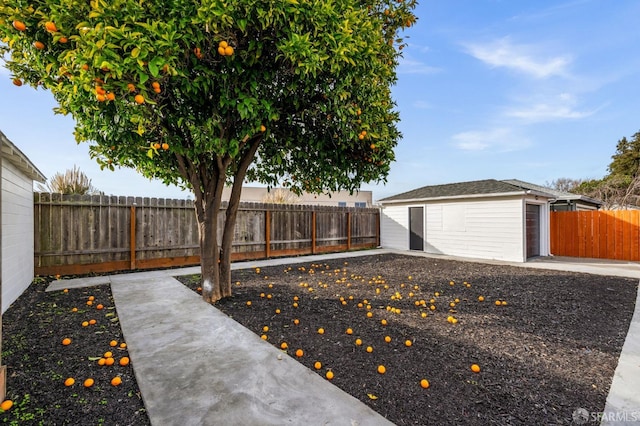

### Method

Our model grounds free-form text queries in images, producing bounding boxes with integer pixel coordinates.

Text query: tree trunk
[219,136,262,299]
[192,166,227,303]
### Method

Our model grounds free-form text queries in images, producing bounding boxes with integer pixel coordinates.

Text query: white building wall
[425,198,524,262]
[2,160,35,313]
[381,197,529,262]
[380,204,409,250]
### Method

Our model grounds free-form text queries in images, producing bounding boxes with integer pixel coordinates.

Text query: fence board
[34,193,379,275]
[550,210,640,261]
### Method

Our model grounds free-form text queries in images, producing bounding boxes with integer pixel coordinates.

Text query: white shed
[1,131,46,313]
[379,179,554,263]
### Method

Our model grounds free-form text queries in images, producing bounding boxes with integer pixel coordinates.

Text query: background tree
[546,177,584,193]
[36,165,100,195]
[565,130,640,209]
[262,188,299,205]
[1,0,417,302]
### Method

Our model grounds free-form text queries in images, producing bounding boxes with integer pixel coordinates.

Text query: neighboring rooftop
[379,179,552,203]
[502,179,602,206]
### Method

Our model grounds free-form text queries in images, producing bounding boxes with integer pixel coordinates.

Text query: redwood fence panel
[33,193,380,275]
[550,210,640,261]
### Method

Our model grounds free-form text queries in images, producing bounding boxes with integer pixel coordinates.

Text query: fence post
[130,203,137,270]
[347,211,352,250]
[311,211,317,254]
[265,209,271,258]
[376,210,380,247]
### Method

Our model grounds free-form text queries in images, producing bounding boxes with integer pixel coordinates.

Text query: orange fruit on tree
[105,93,115,102]
[219,40,228,49]
[12,20,26,31]
[111,376,122,386]
[420,379,430,389]
[45,22,58,32]
[119,357,130,366]
[471,364,481,373]
[217,46,226,55]
[224,46,234,56]
[64,377,75,387]
[260,125,266,132]
[152,81,160,89]
[12,78,22,86]
[33,41,45,50]
[134,94,145,104]
[377,365,386,374]
[62,338,72,346]
[59,37,68,44]
[0,400,13,411]
[127,83,136,92]
[96,94,106,102]
[83,378,95,387]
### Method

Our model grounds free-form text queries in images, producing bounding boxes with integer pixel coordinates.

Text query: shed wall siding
[380,205,408,250]
[425,198,524,262]
[380,197,526,262]
[2,160,35,313]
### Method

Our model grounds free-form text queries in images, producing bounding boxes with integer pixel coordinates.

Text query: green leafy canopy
[1,0,417,195]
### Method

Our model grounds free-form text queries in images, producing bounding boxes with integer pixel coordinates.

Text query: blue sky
[2,0,640,201]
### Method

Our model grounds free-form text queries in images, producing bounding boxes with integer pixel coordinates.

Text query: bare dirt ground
[180,253,637,425]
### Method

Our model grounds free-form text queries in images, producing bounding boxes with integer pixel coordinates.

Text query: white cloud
[504,92,598,122]
[412,100,432,109]
[452,127,530,152]
[464,37,571,79]
[397,56,440,75]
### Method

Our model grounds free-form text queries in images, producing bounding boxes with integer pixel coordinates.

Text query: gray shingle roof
[379,179,527,202]
[501,179,602,205]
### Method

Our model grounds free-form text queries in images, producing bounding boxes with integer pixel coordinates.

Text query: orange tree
[1,0,417,302]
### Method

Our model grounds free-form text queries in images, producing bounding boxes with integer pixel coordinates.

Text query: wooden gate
[550,210,640,261]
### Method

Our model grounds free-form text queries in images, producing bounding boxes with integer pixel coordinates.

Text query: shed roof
[379,179,555,204]
[0,130,46,183]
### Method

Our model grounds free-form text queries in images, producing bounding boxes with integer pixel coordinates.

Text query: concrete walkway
[47,249,640,425]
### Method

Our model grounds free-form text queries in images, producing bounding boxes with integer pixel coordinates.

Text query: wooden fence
[550,210,640,261]
[34,193,380,276]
